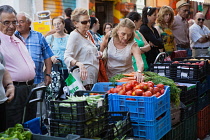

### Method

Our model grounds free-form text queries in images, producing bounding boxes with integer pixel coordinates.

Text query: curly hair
[71,8,88,22]
[112,18,135,43]
[156,6,174,28]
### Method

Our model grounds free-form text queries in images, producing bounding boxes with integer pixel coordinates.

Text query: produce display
[0,124,32,140]
[110,71,181,106]
[107,80,164,98]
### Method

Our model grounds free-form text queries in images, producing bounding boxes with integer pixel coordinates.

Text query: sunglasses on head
[198,18,205,21]
[80,19,91,25]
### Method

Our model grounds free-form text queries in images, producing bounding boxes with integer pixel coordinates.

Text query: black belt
[13,79,34,86]
[192,47,208,49]
[176,44,189,48]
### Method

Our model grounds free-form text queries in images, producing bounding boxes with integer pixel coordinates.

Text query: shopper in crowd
[101,22,113,41]
[155,6,175,55]
[64,8,100,90]
[189,12,210,57]
[100,18,144,82]
[64,8,75,34]
[0,5,36,128]
[140,7,164,67]
[46,16,69,79]
[15,12,53,86]
[88,17,102,50]
[126,11,151,71]
[172,0,192,56]
[0,53,15,132]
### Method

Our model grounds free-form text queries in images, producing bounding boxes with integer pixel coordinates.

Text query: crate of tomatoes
[107,81,170,122]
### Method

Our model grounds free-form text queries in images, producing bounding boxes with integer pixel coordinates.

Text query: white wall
[76,0,89,10]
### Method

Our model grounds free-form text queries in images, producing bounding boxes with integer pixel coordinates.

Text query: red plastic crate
[197,105,210,139]
[109,86,170,122]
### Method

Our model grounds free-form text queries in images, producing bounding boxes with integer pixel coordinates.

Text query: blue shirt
[45,34,69,69]
[15,30,54,84]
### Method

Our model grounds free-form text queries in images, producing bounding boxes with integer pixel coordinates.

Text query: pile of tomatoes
[107,81,165,97]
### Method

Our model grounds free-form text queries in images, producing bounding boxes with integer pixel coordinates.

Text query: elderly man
[189,12,210,57]
[0,5,36,128]
[172,0,192,57]
[15,12,53,86]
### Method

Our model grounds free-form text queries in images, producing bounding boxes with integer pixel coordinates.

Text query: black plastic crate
[197,91,210,112]
[160,122,184,140]
[180,100,197,121]
[50,113,107,138]
[50,91,108,122]
[171,105,181,126]
[150,63,171,78]
[183,113,197,140]
[170,60,207,81]
[100,112,133,140]
[177,84,197,104]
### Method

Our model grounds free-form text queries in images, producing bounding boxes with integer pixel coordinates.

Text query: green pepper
[22,131,32,140]
[5,128,14,135]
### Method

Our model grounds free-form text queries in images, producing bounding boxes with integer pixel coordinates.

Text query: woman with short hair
[64,8,100,90]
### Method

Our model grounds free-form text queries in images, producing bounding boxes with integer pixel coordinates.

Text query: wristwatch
[137,70,142,73]
[45,74,52,77]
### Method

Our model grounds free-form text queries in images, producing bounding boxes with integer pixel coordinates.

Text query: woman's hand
[96,51,103,59]
[51,56,60,64]
[77,62,88,81]
[134,72,144,83]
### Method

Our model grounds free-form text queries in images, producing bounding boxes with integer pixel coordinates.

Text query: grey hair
[17,12,32,22]
[0,5,17,19]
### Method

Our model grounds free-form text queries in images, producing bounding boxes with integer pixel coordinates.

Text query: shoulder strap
[49,35,54,48]
[87,31,95,44]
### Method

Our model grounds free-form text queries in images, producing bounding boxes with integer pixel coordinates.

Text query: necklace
[76,29,88,38]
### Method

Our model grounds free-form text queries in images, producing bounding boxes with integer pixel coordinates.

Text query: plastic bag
[65,70,86,94]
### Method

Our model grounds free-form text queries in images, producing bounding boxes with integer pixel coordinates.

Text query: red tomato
[147,87,154,94]
[142,83,149,91]
[110,88,115,93]
[129,81,138,86]
[147,81,154,87]
[160,89,165,94]
[157,84,164,89]
[156,92,161,97]
[143,91,152,97]
[126,90,133,96]
[135,89,143,96]
[138,83,144,89]
[125,83,133,91]
[153,87,160,93]
[107,90,111,94]
[118,90,126,95]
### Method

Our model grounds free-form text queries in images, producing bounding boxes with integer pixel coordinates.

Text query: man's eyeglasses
[0,21,18,26]
[198,18,205,21]
[80,20,91,25]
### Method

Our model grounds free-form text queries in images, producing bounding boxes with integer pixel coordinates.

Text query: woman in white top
[101,18,144,82]
[64,8,100,90]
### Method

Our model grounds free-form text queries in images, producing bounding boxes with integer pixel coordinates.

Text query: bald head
[194,12,205,27]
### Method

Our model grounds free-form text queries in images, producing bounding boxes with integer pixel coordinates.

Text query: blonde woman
[101,18,144,82]
[155,6,175,55]
[64,8,100,90]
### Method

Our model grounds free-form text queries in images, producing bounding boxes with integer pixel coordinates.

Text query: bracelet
[46,74,51,77]
[5,83,13,88]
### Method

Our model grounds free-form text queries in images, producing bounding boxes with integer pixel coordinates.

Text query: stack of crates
[92,82,171,140]
[49,91,108,138]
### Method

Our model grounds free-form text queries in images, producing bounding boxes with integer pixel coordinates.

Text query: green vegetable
[0,124,32,140]
[110,74,126,82]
